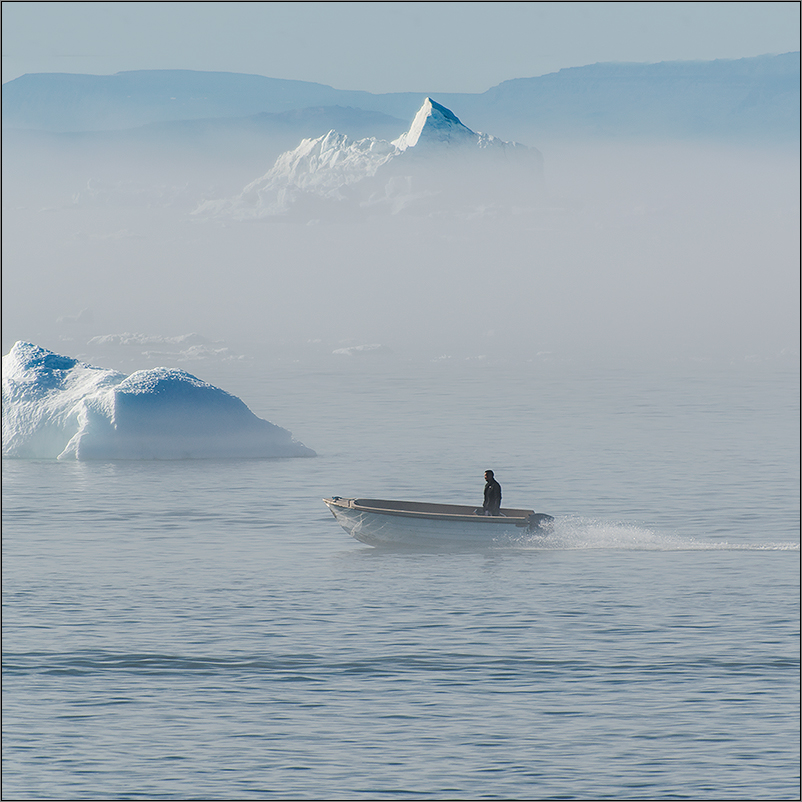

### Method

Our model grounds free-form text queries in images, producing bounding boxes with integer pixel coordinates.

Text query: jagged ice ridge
[194,98,543,218]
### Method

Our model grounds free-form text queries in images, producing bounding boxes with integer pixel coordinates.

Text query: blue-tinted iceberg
[2,342,315,459]
[194,98,543,219]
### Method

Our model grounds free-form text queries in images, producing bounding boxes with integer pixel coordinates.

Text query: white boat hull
[323,497,553,547]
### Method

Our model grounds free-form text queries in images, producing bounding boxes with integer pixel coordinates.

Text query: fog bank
[3,130,798,367]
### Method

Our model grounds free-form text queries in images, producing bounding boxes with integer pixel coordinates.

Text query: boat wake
[504,516,800,552]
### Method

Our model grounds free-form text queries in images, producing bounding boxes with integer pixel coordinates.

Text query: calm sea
[3,357,799,800]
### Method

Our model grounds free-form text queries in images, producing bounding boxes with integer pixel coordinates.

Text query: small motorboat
[323,497,554,547]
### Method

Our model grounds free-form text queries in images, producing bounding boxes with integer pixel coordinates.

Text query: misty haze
[2,58,799,370]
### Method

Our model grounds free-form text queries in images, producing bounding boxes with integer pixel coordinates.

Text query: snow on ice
[194,98,544,219]
[2,342,315,459]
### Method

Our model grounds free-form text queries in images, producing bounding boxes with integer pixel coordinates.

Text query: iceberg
[332,344,393,357]
[194,98,543,219]
[2,342,315,460]
[392,97,513,152]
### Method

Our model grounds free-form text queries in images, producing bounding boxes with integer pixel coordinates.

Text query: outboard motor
[527,512,554,533]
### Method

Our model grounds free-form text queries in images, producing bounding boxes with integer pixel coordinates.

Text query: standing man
[483,470,502,515]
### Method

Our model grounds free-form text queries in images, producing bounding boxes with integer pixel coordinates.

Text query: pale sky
[2,1,799,92]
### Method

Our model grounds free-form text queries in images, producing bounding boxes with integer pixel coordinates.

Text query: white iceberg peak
[393,98,477,150]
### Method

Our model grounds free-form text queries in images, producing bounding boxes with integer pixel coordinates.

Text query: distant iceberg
[194,97,543,219]
[332,344,393,357]
[2,342,315,460]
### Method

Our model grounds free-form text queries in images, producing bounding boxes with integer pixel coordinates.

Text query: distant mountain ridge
[472,52,800,141]
[2,69,393,132]
[3,53,798,142]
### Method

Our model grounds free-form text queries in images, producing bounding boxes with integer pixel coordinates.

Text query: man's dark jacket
[483,478,502,515]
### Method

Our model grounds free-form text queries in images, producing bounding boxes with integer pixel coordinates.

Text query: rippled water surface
[3,359,799,799]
